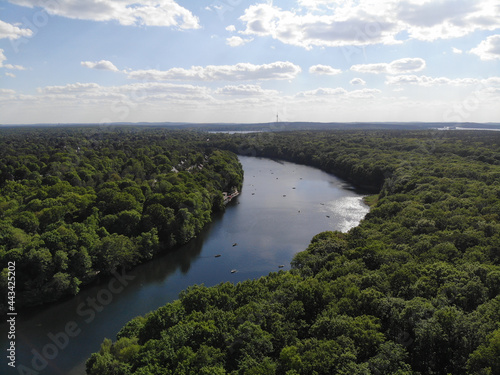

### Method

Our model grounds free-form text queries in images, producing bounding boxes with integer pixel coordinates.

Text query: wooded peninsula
[0,127,243,310]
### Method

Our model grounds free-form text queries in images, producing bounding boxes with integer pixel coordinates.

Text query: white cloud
[0,81,219,123]
[0,88,17,96]
[389,58,426,73]
[3,64,26,70]
[37,82,210,97]
[239,3,400,49]
[350,78,366,85]
[237,1,500,49]
[3,78,499,124]
[8,0,200,29]
[470,35,500,60]
[309,65,342,75]
[78,60,301,81]
[350,63,388,74]
[395,0,500,41]
[33,82,214,108]
[351,58,426,74]
[484,77,500,86]
[39,82,103,95]
[0,48,26,71]
[226,25,236,32]
[226,36,253,47]
[386,75,445,86]
[0,19,33,40]
[215,84,279,97]
[5,72,16,78]
[295,86,381,101]
[296,87,348,97]
[126,61,302,81]
[81,60,120,72]
[386,75,482,86]
[349,88,381,98]
[452,47,463,54]
[297,0,337,10]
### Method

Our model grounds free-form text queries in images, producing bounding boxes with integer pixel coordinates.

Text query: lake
[1,156,369,375]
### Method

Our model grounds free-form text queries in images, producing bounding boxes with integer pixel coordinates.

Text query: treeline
[87,130,500,375]
[0,127,243,310]
[210,130,500,192]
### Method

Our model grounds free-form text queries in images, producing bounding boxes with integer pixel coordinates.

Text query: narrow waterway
[1,156,369,375]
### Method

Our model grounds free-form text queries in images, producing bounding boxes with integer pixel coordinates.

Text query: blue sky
[0,0,499,124]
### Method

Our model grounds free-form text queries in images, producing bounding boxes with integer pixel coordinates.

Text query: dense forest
[86,130,500,375]
[0,127,243,310]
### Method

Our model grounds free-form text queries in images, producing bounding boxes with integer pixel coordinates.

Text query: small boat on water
[215,254,221,258]
[232,243,238,247]
[278,265,284,268]
[231,269,237,273]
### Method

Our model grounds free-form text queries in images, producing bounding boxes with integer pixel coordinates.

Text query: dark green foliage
[467,328,500,374]
[0,127,243,309]
[86,130,500,375]
[4,128,499,374]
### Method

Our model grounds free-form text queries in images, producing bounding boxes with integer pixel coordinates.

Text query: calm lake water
[1,156,369,375]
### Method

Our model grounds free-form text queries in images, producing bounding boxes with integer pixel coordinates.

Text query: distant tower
[276,113,279,123]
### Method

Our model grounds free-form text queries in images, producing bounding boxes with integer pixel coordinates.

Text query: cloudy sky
[0,0,499,124]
